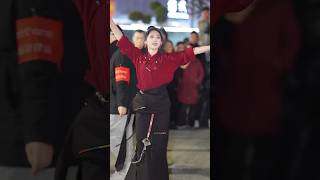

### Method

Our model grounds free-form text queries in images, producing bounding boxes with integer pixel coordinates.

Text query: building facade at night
[111,0,210,44]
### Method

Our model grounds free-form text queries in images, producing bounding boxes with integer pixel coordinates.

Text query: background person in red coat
[176,57,204,129]
[213,0,300,179]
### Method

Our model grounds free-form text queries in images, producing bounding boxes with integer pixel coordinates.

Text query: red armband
[16,16,63,65]
[115,67,130,82]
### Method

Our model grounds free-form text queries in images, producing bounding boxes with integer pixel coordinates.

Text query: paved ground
[168,129,210,180]
[110,128,211,180]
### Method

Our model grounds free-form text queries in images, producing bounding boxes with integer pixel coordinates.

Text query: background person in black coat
[110,29,143,179]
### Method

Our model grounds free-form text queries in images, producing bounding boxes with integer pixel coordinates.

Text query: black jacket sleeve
[113,51,132,108]
[15,0,63,145]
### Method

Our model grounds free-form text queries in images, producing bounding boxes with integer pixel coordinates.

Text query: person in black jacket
[0,0,91,179]
[110,29,144,179]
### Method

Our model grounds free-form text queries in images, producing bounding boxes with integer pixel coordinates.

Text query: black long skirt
[125,86,171,180]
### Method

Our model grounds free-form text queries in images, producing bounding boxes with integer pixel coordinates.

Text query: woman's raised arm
[193,45,210,55]
[110,18,123,40]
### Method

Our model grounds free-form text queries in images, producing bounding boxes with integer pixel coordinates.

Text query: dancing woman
[110,19,210,180]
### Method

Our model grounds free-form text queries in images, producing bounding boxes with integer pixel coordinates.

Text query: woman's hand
[118,106,127,116]
[180,62,191,69]
[25,142,54,175]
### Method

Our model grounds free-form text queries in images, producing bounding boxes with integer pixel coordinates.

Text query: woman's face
[146,30,162,50]
[164,41,174,53]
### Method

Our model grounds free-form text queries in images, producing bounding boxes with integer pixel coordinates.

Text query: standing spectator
[176,41,186,52]
[163,40,175,53]
[189,31,207,64]
[189,31,207,127]
[132,30,146,51]
[198,7,210,45]
[176,55,204,129]
[110,29,141,180]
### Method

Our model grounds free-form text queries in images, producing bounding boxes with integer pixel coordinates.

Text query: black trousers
[177,103,197,126]
[125,87,170,180]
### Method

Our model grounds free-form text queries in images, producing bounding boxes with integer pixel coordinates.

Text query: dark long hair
[146,26,164,42]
